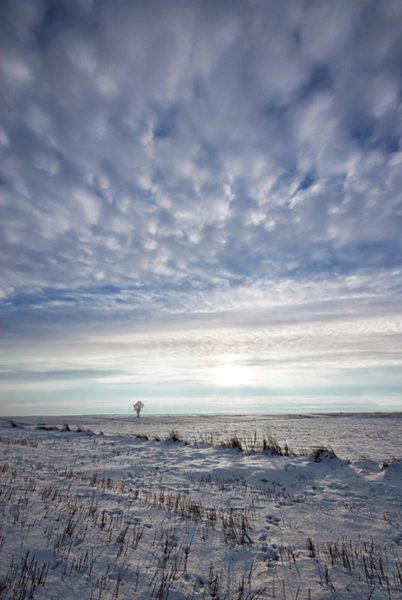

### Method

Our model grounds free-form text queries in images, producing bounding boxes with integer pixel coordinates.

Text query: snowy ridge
[0,414,401,599]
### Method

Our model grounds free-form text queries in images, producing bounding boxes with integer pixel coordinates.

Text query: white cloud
[73,190,101,224]
[1,0,402,409]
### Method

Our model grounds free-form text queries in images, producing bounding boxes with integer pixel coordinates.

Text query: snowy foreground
[0,413,401,600]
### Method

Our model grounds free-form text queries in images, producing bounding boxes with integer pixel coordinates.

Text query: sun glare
[212,363,253,387]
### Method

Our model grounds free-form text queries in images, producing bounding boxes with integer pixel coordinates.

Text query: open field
[1,413,401,599]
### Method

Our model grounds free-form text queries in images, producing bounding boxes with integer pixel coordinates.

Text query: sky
[1,0,402,416]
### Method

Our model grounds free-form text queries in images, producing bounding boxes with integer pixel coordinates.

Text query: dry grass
[165,430,182,442]
[309,447,337,462]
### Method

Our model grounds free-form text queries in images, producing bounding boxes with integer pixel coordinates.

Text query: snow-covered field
[0,413,401,599]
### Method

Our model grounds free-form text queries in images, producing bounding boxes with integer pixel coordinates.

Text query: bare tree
[133,401,144,418]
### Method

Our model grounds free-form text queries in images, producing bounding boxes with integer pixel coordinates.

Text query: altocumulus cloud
[1,0,402,414]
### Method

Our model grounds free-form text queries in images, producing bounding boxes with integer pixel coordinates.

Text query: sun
[212,362,253,387]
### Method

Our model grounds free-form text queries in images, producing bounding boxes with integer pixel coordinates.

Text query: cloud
[1,0,402,411]
[0,368,122,383]
[1,306,401,415]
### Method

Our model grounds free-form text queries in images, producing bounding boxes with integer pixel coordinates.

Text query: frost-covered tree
[133,401,144,418]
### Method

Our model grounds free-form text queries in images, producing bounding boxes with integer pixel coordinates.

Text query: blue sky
[1,0,401,415]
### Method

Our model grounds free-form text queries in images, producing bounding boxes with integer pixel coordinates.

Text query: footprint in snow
[258,546,279,561]
[73,538,84,546]
[108,508,122,516]
[193,577,205,592]
[266,515,280,525]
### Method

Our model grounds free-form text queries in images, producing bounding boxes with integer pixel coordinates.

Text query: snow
[0,413,401,599]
